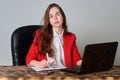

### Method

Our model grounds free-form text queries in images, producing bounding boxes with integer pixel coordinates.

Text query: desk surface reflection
[0,66,120,80]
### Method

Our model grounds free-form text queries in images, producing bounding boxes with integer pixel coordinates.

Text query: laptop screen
[80,41,118,73]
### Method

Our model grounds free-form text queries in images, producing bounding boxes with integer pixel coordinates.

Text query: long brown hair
[40,3,70,57]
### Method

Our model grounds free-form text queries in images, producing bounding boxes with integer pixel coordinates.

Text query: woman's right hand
[29,59,51,68]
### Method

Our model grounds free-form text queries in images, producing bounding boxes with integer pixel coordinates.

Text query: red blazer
[26,29,82,66]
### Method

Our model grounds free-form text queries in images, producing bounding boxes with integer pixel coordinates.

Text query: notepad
[31,66,66,71]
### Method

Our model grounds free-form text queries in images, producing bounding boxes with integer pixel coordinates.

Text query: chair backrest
[11,25,43,65]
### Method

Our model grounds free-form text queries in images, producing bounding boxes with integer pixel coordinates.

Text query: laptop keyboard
[62,66,81,72]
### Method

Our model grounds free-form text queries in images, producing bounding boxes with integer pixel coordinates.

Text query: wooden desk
[0,66,120,80]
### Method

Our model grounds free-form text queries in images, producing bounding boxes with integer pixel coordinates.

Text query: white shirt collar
[53,29,64,38]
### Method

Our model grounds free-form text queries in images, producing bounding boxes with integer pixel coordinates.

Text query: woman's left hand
[77,60,82,66]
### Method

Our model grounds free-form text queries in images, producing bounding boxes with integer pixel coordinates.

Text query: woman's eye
[49,15,53,18]
[56,13,60,16]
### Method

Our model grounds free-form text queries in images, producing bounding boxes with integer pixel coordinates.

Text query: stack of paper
[31,66,66,71]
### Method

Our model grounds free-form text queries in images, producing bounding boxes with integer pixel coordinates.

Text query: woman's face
[49,7,63,28]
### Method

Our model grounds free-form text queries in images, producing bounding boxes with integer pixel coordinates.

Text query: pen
[46,53,49,62]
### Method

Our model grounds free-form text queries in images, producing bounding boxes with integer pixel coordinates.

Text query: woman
[26,3,82,68]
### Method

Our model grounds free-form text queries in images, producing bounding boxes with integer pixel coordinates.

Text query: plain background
[0,0,120,65]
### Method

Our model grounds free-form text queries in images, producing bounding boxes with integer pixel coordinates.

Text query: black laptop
[61,41,118,74]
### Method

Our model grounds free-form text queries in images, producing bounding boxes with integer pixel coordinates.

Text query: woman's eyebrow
[49,11,60,15]
[56,12,60,14]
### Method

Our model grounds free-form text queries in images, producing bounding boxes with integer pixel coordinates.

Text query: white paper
[31,66,66,71]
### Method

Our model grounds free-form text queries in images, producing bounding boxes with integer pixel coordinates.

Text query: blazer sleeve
[71,34,82,65]
[25,30,41,65]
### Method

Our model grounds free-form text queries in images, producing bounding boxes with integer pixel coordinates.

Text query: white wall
[0,0,120,65]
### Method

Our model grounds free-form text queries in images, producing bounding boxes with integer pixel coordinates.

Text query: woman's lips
[54,21,59,24]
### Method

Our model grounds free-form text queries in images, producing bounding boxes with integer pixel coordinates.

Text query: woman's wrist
[29,60,38,67]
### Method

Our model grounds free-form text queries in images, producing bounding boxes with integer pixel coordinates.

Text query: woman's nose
[54,15,57,20]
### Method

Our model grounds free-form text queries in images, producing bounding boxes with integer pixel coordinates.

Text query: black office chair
[11,25,43,65]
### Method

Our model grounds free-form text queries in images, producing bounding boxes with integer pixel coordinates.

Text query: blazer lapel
[63,34,71,66]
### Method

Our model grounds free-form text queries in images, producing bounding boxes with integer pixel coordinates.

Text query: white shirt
[46,29,65,67]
